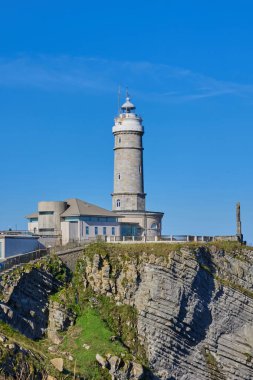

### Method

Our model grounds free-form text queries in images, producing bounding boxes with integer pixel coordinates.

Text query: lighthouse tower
[112,95,164,238]
[112,96,145,212]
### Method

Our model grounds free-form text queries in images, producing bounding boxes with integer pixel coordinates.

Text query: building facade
[112,95,164,237]
[26,198,120,246]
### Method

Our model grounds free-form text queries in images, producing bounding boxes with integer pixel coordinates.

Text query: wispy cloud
[0,55,252,103]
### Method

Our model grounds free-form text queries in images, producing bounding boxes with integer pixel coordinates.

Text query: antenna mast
[118,86,121,115]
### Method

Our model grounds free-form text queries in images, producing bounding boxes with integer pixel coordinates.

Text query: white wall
[3,236,43,259]
[60,219,120,245]
[28,221,39,233]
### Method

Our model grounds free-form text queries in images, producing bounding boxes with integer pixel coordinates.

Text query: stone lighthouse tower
[112,94,164,237]
[112,96,145,212]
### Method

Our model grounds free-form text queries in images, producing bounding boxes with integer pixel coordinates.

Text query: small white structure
[26,198,121,246]
[0,233,43,260]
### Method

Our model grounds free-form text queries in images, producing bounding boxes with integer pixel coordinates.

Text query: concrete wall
[38,201,67,233]
[117,212,163,237]
[28,221,38,233]
[0,236,43,259]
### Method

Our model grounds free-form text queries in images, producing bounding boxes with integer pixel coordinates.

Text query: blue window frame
[112,227,115,236]
[95,227,98,235]
[86,226,89,235]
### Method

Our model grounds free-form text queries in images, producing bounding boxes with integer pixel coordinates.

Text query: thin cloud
[0,55,252,103]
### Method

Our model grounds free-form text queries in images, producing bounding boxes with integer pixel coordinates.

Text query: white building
[26,198,120,246]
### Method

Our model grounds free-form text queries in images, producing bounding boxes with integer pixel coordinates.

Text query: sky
[0,1,253,243]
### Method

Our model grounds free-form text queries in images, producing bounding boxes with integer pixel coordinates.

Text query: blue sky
[0,1,253,242]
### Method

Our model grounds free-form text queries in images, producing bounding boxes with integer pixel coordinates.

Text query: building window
[86,226,89,235]
[151,223,158,230]
[39,228,54,232]
[116,199,120,208]
[39,211,54,215]
[139,165,142,174]
[119,137,121,143]
[95,226,98,235]
[112,227,115,235]
[103,227,106,235]
[118,174,120,180]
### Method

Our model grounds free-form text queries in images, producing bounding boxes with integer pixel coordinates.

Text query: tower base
[115,210,164,238]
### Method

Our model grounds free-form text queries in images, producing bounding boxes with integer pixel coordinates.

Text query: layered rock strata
[0,257,67,339]
[82,244,253,380]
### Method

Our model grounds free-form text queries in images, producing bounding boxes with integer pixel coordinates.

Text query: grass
[59,306,128,379]
[83,241,253,265]
[204,350,226,380]
[0,321,59,378]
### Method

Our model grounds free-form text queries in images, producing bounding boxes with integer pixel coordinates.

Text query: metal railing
[107,235,216,243]
[0,230,34,236]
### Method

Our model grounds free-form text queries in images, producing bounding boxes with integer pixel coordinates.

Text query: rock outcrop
[96,353,144,380]
[48,300,76,344]
[0,333,47,379]
[82,243,253,380]
[0,256,68,339]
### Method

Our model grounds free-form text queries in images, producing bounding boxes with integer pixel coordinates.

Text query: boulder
[96,353,109,368]
[50,357,64,372]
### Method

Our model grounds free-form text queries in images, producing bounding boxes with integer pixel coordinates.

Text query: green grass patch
[59,306,128,379]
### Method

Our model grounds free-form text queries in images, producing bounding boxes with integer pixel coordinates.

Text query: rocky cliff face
[0,256,68,339]
[81,243,253,380]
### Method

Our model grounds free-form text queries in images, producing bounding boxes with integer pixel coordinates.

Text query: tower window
[139,166,142,174]
[116,199,121,208]
[119,137,121,143]
[118,173,121,180]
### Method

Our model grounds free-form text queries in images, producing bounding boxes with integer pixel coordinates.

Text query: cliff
[80,242,253,380]
[0,243,253,380]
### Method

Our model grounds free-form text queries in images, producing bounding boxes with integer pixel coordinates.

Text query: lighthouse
[112,96,145,212]
[112,94,164,237]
